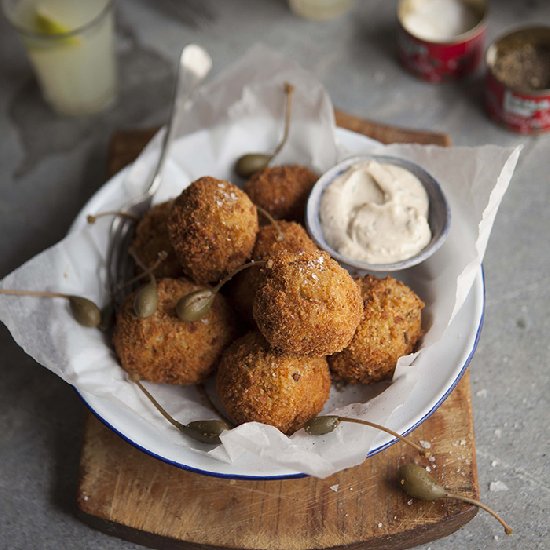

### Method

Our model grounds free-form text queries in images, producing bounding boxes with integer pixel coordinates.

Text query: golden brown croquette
[243,165,318,222]
[252,221,318,261]
[216,331,330,434]
[113,278,238,385]
[253,251,363,356]
[129,200,183,279]
[167,177,259,284]
[328,275,424,384]
[226,221,318,324]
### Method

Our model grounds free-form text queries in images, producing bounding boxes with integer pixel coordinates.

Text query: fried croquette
[243,165,318,222]
[216,331,330,434]
[252,221,318,260]
[227,221,318,324]
[129,200,183,279]
[113,278,238,385]
[328,275,424,384]
[253,251,363,356]
[167,177,259,284]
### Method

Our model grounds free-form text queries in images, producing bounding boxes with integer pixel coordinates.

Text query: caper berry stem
[129,248,152,279]
[127,250,164,318]
[0,289,101,327]
[197,383,235,427]
[87,211,139,224]
[234,82,296,179]
[177,260,267,322]
[255,205,284,242]
[0,289,70,299]
[337,415,430,457]
[399,463,513,535]
[268,82,294,163]
[444,492,513,535]
[120,251,168,290]
[132,378,228,444]
[213,260,267,293]
[133,378,185,431]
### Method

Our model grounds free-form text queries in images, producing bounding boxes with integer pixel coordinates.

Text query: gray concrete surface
[0,1,548,549]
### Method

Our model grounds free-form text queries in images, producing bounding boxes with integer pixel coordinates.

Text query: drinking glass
[3,0,117,116]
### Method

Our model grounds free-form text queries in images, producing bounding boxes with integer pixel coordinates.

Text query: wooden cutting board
[77,113,478,550]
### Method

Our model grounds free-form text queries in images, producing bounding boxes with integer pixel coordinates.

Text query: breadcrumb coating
[252,221,318,261]
[167,177,258,284]
[216,331,330,434]
[243,165,318,222]
[328,275,424,384]
[253,251,363,356]
[113,278,238,384]
[227,221,318,324]
[129,200,182,279]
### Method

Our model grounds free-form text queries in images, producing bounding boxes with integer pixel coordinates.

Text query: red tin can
[485,26,550,134]
[397,0,487,82]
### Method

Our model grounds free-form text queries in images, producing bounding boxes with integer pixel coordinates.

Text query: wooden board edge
[105,112,450,178]
[333,110,452,147]
[76,506,477,550]
[76,374,479,550]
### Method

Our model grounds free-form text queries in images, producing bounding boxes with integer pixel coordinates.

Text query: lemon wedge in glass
[34,6,80,45]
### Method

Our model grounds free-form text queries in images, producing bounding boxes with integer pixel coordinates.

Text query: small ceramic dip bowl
[305,155,450,272]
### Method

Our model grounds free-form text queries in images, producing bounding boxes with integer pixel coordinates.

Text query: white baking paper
[0,45,520,478]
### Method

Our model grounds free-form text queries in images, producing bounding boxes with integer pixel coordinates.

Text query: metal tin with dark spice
[397,0,487,82]
[485,26,550,134]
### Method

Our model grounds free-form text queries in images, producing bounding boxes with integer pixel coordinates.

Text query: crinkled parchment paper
[0,45,521,477]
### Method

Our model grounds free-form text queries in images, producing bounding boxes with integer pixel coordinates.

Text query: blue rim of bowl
[306,154,451,272]
[73,268,484,481]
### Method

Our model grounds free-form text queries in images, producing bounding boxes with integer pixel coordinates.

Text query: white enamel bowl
[70,128,484,479]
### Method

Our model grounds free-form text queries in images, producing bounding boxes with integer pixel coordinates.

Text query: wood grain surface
[78,375,478,550]
[78,114,478,550]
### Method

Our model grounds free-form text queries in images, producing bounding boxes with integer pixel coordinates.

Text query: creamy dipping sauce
[319,161,431,264]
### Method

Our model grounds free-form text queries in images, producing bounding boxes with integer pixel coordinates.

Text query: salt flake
[489,481,509,492]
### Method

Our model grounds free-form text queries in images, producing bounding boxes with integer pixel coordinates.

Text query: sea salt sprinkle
[489,481,509,492]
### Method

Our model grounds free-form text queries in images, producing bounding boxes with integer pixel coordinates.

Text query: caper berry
[133,281,158,319]
[183,419,230,444]
[309,415,429,456]
[234,153,272,178]
[176,289,215,322]
[303,415,340,435]
[398,463,513,534]
[68,296,101,328]
[234,82,295,179]
[398,463,446,500]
